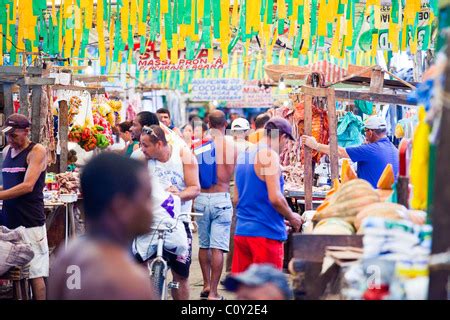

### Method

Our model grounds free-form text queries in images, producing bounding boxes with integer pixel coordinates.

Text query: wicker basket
[347,65,373,78]
[264,65,310,82]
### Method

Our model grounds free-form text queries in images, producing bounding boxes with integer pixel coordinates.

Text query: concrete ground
[169,229,234,300]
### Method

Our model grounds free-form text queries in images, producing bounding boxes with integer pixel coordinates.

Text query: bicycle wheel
[151,261,166,299]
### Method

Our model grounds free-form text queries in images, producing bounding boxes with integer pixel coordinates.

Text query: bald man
[194,110,238,300]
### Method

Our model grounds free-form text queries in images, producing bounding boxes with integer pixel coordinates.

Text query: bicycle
[147,212,203,300]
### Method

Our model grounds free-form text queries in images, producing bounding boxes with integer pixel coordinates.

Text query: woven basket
[347,65,373,78]
[264,65,310,82]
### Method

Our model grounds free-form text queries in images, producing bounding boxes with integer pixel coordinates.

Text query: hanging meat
[293,101,330,163]
[40,85,57,165]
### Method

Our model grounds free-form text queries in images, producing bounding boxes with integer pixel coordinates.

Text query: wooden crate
[289,234,363,300]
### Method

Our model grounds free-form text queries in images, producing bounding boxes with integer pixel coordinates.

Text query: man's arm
[232,175,239,207]
[257,150,303,232]
[302,135,349,158]
[0,144,47,200]
[0,146,10,190]
[178,146,200,201]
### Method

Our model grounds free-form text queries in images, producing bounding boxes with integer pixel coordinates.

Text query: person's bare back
[201,135,237,193]
[48,238,156,300]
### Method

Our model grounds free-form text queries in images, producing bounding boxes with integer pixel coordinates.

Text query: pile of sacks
[0,226,34,276]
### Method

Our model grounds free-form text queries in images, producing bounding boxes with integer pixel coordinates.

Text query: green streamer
[311,0,318,36]
[260,0,267,20]
[293,26,302,58]
[239,0,247,41]
[286,0,293,16]
[165,12,173,41]
[278,19,284,35]
[186,36,195,59]
[327,23,333,38]
[140,36,146,54]
[319,35,324,47]
[143,0,149,23]
[337,0,345,15]
[194,0,199,35]
[392,0,399,24]
[298,5,304,24]
[267,0,273,24]
[203,0,211,26]
[32,0,46,16]
[212,0,221,39]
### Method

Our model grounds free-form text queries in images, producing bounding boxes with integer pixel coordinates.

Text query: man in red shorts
[232,118,303,272]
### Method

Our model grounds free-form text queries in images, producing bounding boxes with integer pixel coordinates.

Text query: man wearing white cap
[302,116,399,188]
[230,118,252,154]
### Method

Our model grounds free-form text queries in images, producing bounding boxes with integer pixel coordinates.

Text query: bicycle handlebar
[150,214,190,233]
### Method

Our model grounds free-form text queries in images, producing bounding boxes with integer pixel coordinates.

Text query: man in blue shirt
[302,116,399,188]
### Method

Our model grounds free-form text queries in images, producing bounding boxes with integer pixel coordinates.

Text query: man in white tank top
[140,125,200,300]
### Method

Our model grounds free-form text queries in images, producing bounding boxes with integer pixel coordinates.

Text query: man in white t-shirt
[130,111,187,160]
[139,125,200,300]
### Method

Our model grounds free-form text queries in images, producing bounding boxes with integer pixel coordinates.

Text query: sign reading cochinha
[190,79,243,101]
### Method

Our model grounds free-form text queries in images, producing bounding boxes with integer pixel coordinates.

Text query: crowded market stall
[0,0,448,302]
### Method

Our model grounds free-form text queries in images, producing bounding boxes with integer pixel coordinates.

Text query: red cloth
[231,235,284,273]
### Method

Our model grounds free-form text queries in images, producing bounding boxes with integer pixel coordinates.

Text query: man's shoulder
[31,143,46,153]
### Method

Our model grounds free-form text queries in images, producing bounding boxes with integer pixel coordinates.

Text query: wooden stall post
[428,41,450,300]
[19,85,30,117]
[3,83,13,117]
[370,67,384,93]
[304,93,313,211]
[59,100,69,173]
[326,88,339,181]
[30,86,42,143]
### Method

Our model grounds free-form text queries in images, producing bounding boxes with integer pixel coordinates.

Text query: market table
[284,189,327,214]
[0,200,77,250]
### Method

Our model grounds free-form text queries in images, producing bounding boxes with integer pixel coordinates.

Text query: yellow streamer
[109,17,116,60]
[231,0,239,27]
[130,0,137,26]
[171,34,179,64]
[138,0,146,35]
[121,0,129,42]
[300,1,310,55]
[0,25,3,64]
[85,0,94,29]
[317,0,327,36]
[97,0,107,66]
[161,0,169,14]
[51,0,57,25]
[278,0,287,19]
[371,33,378,58]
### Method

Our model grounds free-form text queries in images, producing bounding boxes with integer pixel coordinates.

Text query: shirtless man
[48,153,156,300]
[194,110,238,300]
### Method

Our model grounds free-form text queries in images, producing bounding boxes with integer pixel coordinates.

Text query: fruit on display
[68,96,82,124]
[377,164,395,190]
[95,133,110,149]
[313,179,380,223]
[69,122,110,152]
[312,218,355,235]
[68,125,83,143]
[341,159,357,183]
[354,202,407,230]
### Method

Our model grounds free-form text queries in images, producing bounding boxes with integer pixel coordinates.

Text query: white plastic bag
[132,179,189,261]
